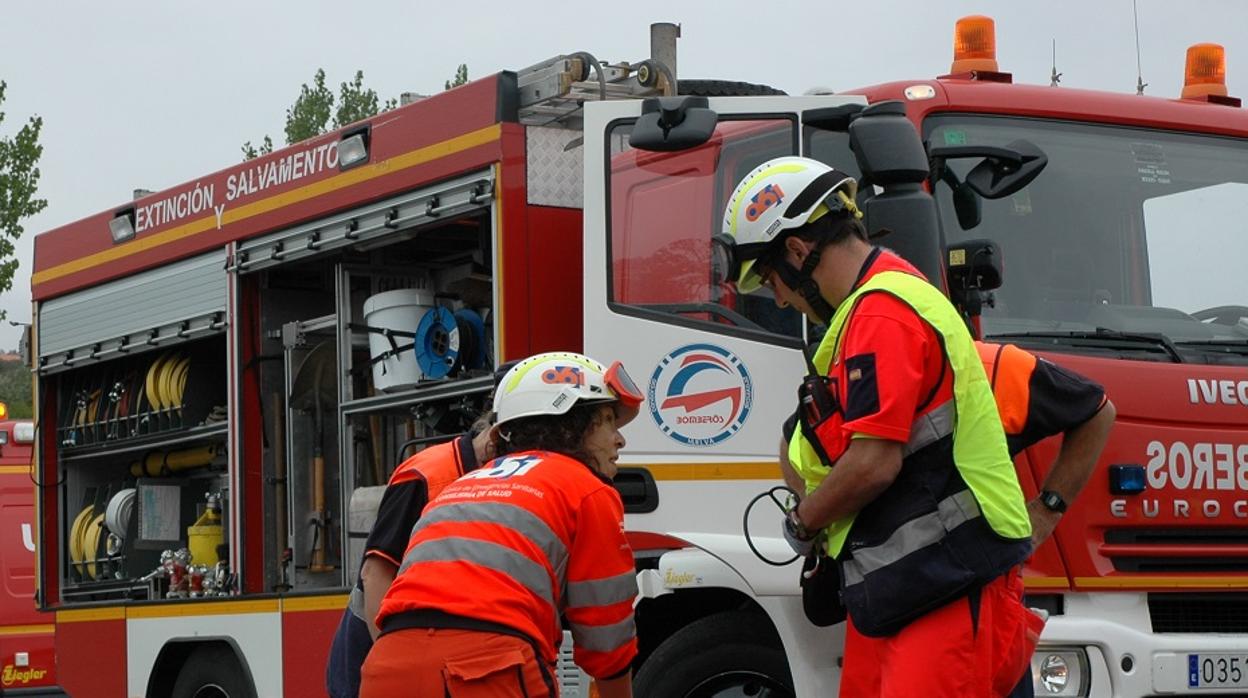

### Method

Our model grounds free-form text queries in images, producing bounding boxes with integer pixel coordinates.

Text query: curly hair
[496,402,605,467]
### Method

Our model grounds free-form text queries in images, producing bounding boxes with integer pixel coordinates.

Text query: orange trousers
[360,627,553,697]
[838,567,1041,698]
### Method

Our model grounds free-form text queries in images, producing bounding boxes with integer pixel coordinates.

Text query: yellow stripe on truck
[282,595,349,613]
[57,607,125,623]
[0,624,54,636]
[126,599,279,619]
[642,462,782,481]
[33,124,502,286]
[1076,575,1248,589]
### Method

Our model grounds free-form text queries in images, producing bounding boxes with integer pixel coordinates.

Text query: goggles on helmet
[604,361,644,408]
[711,233,767,289]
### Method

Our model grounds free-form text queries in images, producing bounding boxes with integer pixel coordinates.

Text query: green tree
[242,69,395,160]
[285,68,335,145]
[0,358,32,418]
[445,64,469,90]
[336,70,397,129]
[241,135,273,160]
[0,81,47,321]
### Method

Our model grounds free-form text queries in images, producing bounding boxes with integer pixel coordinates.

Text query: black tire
[170,645,256,698]
[635,611,795,698]
[678,79,788,97]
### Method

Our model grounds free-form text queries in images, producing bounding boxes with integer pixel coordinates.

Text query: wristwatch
[786,508,814,541]
[1038,490,1068,514]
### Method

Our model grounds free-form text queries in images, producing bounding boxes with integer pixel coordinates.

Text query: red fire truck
[0,410,63,696]
[26,16,1248,698]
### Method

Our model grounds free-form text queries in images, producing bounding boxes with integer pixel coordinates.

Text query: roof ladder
[514,23,680,127]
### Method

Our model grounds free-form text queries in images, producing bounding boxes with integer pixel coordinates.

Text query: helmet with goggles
[716,156,860,293]
[492,352,643,428]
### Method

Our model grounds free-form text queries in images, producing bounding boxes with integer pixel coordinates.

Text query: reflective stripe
[567,571,638,609]
[413,501,569,581]
[904,400,954,456]
[398,536,556,609]
[569,614,637,653]
[842,489,982,586]
[347,584,366,621]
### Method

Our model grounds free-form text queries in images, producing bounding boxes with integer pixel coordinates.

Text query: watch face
[1041,491,1066,512]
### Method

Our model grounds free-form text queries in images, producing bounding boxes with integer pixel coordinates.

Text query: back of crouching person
[360,352,644,698]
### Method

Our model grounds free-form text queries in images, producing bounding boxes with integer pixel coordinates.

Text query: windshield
[929,115,1248,364]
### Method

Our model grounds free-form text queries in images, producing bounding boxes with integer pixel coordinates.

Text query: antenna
[1050,39,1062,86]
[1134,0,1148,94]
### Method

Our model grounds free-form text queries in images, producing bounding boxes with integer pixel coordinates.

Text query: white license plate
[1189,654,1248,689]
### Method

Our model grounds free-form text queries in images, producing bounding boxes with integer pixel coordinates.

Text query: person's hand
[782,508,816,557]
[1026,499,1062,550]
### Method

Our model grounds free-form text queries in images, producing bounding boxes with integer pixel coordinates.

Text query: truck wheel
[678,79,788,97]
[634,611,795,697]
[170,645,257,698]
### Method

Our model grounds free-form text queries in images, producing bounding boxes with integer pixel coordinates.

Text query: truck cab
[577,20,1248,697]
[0,414,63,695]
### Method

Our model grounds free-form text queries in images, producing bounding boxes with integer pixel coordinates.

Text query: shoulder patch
[843,353,880,421]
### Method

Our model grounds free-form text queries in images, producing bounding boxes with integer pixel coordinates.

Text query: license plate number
[1189,654,1248,689]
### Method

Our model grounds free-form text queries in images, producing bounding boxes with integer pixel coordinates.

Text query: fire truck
[0,409,63,696]
[25,16,1248,698]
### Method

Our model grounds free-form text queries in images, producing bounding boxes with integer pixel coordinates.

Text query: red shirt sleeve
[835,293,944,444]
[565,485,638,679]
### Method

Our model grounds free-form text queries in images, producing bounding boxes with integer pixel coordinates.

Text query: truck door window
[607,118,804,345]
[805,129,862,182]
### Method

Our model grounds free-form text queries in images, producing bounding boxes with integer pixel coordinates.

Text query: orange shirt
[976,341,1107,455]
[377,450,638,679]
[363,436,474,567]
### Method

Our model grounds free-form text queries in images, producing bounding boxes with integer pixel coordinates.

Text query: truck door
[582,96,866,535]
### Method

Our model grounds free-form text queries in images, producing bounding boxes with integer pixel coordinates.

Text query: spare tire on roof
[677,79,788,97]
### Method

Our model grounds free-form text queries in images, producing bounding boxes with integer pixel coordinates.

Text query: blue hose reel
[414,306,460,379]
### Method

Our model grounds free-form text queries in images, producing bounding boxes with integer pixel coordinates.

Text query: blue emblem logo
[648,344,753,446]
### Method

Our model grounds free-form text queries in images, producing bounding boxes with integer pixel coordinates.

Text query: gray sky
[2,0,1246,350]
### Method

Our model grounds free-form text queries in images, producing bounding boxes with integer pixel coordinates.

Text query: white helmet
[721,156,859,292]
[492,352,643,427]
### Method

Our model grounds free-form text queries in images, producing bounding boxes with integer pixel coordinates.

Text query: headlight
[1032,648,1090,696]
[13,422,34,443]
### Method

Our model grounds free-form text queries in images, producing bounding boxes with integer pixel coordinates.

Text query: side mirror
[842,100,946,287]
[844,101,930,186]
[928,139,1048,199]
[629,96,718,152]
[935,165,982,230]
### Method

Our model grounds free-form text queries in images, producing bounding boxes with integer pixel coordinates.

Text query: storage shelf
[60,422,228,463]
[62,578,155,603]
[340,374,494,418]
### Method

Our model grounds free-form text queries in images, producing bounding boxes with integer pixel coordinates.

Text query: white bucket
[362,289,434,392]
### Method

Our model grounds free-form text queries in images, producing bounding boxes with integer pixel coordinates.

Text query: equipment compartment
[247,198,499,592]
[53,334,229,602]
